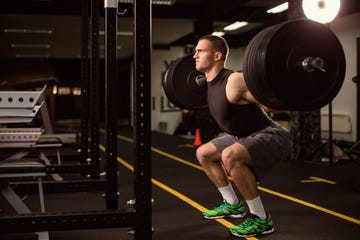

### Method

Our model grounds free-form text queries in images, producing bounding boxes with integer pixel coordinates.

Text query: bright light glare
[267,2,289,14]
[302,0,340,23]
[212,31,225,37]
[224,21,248,31]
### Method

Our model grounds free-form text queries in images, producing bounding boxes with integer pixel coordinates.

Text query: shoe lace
[238,216,255,228]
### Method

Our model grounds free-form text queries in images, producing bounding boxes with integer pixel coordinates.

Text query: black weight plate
[267,19,345,110]
[162,55,207,110]
[243,25,285,109]
[243,18,346,111]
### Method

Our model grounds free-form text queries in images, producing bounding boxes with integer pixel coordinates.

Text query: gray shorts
[211,122,293,180]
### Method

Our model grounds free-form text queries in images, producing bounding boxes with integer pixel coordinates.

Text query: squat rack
[0,0,152,239]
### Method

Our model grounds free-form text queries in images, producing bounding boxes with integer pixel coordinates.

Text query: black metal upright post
[80,0,90,165]
[104,0,118,209]
[357,38,360,142]
[133,0,152,239]
[328,101,334,162]
[90,0,101,179]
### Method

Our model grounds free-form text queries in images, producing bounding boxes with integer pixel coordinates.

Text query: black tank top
[207,68,272,137]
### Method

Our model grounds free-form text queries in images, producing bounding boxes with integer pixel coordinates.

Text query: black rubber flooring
[1,126,360,239]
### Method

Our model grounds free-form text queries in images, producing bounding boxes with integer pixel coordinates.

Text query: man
[193,35,292,237]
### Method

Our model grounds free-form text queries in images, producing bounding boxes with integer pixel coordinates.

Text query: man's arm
[226,72,282,113]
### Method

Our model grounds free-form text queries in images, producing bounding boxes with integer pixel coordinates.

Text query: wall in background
[326,11,360,141]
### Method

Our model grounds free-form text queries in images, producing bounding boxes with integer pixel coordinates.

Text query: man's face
[193,39,215,72]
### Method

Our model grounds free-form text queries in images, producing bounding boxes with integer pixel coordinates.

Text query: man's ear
[214,51,223,61]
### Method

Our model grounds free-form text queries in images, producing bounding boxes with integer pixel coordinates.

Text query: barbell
[162,18,346,111]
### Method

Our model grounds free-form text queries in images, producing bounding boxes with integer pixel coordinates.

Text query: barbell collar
[302,57,326,72]
[195,75,207,86]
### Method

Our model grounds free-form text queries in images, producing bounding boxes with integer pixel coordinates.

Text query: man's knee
[221,145,250,171]
[196,143,219,164]
[221,148,236,170]
[196,145,205,162]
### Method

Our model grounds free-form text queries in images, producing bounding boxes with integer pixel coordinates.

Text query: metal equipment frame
[0,1,153,239]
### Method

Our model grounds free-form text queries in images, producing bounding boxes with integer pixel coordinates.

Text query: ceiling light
[212,31,225,37]
[224,21,248,31]
[118,0,175,5]
[267,2,289,14]
[302,0,340,23]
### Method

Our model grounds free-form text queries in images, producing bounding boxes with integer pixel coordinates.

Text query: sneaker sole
[203,213,246,219]
[229,227,274,237]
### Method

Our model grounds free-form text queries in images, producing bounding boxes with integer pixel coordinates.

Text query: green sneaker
[202,200,246,219]
[229,213,274,237]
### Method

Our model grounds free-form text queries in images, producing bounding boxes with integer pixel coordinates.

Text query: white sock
[246,196,266,220]
[218,184,239,205]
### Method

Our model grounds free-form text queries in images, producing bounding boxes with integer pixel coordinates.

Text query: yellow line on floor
[149,178,258,240]
[108,132,203,171]
[150,143,360,225]
[151,147,203,171]
[300,176,336,184]
[151,178,240,230]
[99,143,257,240]
[99,130,360,228]
[104,132,360,226]
[257,186,360,225]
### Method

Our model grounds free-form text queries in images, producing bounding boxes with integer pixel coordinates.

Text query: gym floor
[1,126,360,240]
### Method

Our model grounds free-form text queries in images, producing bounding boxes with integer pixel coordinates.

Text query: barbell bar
[162,18,346,111]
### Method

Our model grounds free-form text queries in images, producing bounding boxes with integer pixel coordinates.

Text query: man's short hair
[198,35,229,61]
